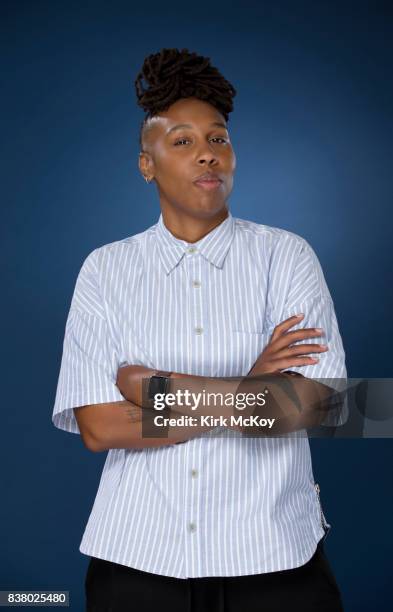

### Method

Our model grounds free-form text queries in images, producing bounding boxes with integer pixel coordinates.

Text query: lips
[194,178,222,191]
[193,172,223,191]
[193,171,223,182]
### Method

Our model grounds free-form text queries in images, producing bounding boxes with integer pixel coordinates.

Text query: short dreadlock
[135,48,237,151]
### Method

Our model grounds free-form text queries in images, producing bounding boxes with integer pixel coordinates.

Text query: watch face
[148,375,167,402]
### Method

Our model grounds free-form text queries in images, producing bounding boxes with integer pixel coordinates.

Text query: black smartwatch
[147,370,172,402]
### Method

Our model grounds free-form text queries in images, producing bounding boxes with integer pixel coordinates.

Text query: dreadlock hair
[135,48,237,151]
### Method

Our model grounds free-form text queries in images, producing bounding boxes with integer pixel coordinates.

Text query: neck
[160,207,229,244]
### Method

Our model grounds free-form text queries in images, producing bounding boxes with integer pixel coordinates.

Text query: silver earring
[144,176,152,183]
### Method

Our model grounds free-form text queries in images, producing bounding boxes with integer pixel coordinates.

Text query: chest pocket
[226,329,270,376]
[221,280,274,370]
[228,304,275,375]
[230,308,274,336]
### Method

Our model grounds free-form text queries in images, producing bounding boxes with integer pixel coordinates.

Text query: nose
[196,142,218,165]
[197,153,217,165]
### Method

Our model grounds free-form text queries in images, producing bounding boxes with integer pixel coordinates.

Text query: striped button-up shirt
[52,209,347,578]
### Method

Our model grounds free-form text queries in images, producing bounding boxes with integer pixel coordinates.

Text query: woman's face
[139,97,236,219]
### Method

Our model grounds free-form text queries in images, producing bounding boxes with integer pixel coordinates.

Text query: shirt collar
[155,209,235,275]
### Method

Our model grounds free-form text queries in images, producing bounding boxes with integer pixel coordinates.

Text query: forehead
[147,98,227,138]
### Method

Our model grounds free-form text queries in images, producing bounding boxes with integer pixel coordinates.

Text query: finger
[272,343,329,360]
[268,355,321,370]
[272,327,325,351]
[270,314,305,342]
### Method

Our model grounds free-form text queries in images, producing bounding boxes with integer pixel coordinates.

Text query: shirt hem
[79,527,326,580]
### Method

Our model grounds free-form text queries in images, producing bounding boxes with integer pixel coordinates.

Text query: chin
[192,204,227,217]
[192,199,227,215]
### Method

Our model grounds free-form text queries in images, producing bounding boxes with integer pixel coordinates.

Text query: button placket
[185,455,200,570]
[187,253,204,339]
[183,253,206,576]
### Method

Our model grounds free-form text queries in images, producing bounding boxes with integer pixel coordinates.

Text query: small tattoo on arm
[124,405,142,423]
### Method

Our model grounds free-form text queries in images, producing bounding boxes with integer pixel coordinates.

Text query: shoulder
[233,215,313,257]
[78,222,157,274]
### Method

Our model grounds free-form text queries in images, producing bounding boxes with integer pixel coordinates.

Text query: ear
[138,151,153,177]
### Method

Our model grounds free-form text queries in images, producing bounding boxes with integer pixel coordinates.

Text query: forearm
[236,373,341,435]
[95,399,222,451]
[116,366,241,426]
[168,371,341,436]
[115,365,341,439]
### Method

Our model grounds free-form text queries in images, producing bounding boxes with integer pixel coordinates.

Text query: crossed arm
[74,315,341,452]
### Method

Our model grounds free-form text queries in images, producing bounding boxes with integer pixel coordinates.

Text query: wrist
[146,369,173,407]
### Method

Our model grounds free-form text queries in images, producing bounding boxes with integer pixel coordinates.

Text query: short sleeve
[52,250,124,434]
[272,240,348,427]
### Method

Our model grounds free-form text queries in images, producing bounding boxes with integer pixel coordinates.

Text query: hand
[248,314,328,377]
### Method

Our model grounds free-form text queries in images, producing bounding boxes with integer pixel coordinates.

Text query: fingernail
[312,357,320,361]
[296,313,304,318]
[314,328,323,333]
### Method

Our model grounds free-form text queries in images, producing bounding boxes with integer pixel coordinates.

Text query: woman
[52,47,346,611]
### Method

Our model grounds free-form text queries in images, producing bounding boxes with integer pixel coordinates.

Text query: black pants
[85,538,344,611]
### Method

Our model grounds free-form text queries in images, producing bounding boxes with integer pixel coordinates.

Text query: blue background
[1,1,392,610]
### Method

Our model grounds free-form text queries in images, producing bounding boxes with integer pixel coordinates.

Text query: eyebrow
[166,121,228,136]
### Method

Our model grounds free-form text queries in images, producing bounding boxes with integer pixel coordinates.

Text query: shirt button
[187,246,197,254]
[194,327,204,335]
[192,280,201,288]
[191,469,198,478]
[189,522,197,532]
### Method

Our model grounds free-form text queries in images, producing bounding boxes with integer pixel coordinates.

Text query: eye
[173,136,228,146]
